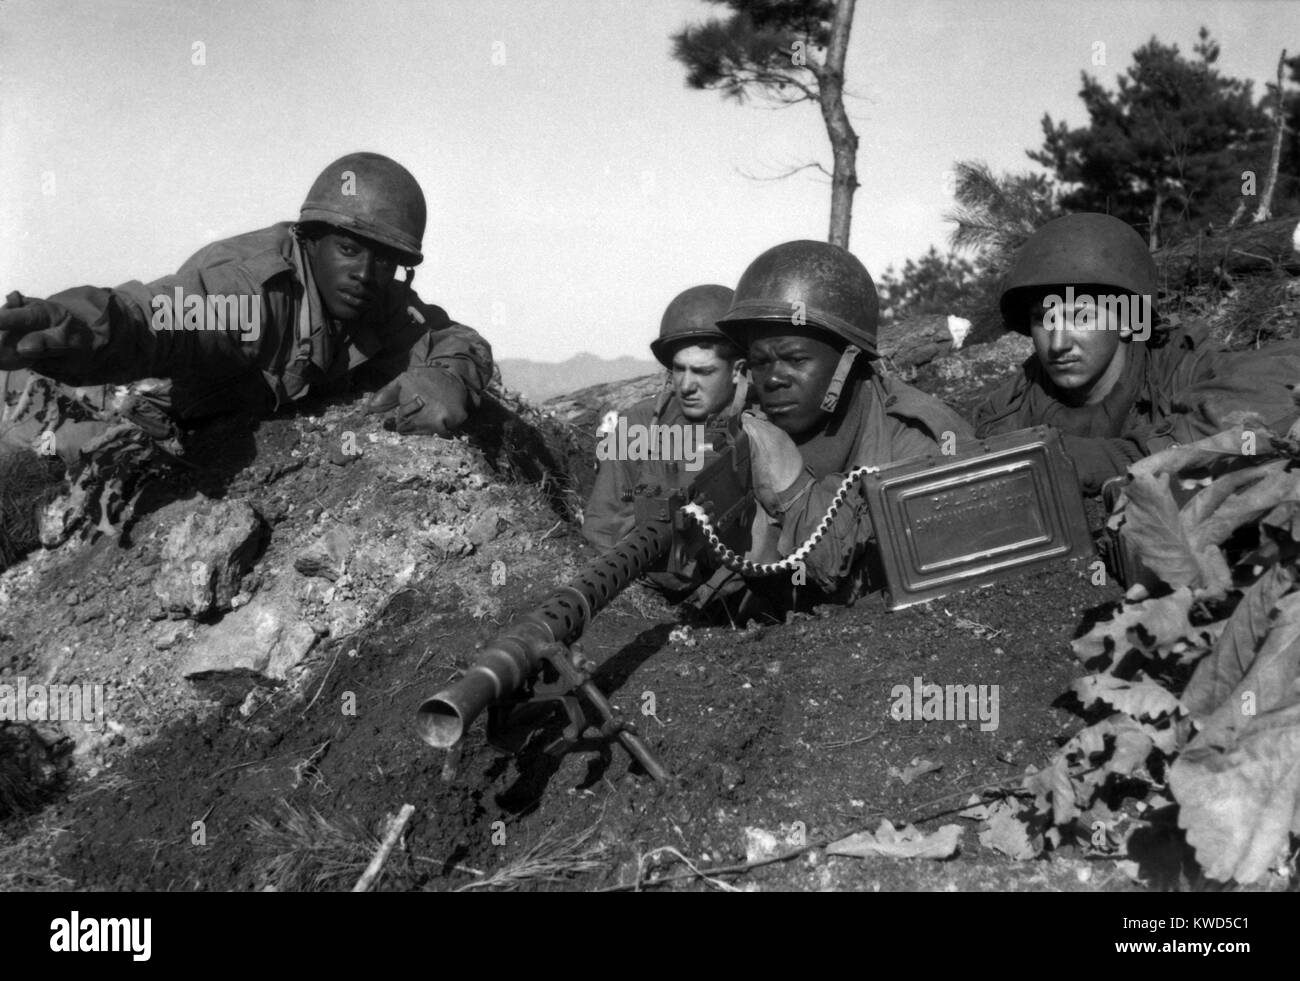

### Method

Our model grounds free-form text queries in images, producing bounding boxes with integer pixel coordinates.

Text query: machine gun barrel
[415,414,751,784]
[415,519,674,749]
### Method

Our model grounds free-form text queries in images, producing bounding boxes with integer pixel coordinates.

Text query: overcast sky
[0,0,1292,360]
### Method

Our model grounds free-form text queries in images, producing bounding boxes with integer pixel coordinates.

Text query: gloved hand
[365,365,469,436]
[741,412,808,515]
[0,292,91,370]
[1060,433,1139,498]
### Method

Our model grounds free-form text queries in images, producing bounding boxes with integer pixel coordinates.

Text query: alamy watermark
[890,675,999,732]
[50,911,150,961]
[1040,287,1152,342]
[150,287,262,342]
[0,676,105,730]
[596,410,707,472]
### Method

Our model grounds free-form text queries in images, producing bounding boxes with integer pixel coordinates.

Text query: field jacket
[973,322,1300,494]
[18,223,493,423]
[582,382,756,593]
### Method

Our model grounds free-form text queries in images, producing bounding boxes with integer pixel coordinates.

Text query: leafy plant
[980,424,1300,885]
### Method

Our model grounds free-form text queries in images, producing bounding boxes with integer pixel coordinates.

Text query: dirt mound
[0,384,586,874]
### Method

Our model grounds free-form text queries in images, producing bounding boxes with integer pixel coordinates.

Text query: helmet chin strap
[819,344,861,413]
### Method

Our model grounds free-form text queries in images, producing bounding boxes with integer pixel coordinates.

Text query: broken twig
[352,803,416,892]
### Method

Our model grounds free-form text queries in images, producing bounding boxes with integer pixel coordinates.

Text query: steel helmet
[299,152,427,265]
[649,285,737,367]
[1000,213,1158,333]
[716,240,880,357]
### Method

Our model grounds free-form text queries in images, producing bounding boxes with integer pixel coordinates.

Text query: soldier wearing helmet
[581,284,746,567]
[717,240,972,601]
[0,151,493,462]
[975,212,1300,496]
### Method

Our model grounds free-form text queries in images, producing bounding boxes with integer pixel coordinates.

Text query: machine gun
[414,414,754,784]
[415,416,1096,784]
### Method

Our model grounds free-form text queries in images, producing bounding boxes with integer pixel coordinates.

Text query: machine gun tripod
[482,639,670,784]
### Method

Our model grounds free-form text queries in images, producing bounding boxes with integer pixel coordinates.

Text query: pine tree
[1029,28,1273,249]
[672,0,861,247]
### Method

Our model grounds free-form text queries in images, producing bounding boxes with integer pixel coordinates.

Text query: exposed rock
[467,508,504,546]
[425,526,473,555]
[37,422,178,547]
[329,442,361,466]
[180,594,318,695]
[152,621,191,651]
[325,600,367,638]
[153,499,266,618]
[293,526,354,581]
[73,604,104,625]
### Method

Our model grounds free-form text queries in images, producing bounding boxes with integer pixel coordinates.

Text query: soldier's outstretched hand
[0,292,92,370]
[365,365,469,436]
[741,411,807,515]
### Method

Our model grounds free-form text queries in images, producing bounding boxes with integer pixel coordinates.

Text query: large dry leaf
[1117,430,1296,596]
[1171,701,1300,883]
[1071,588,1197,666]
[1191,590,1300,749]
[888,759,942,785]
[1110,723,1157,776]
[1072,673,1185,720]
[1183,565,1295,721]
[1178,460,1288,533]
[1120,467,1205,589]
[1067,711,1161,767]
[1149,720,1181,755]
[1067,718,1114,759]
[1130,426,1256,478]
[978,800,1040,860]
[1187,466,1300,567]
[1262,500,1300,543]
[826,820,961,860]
[1025,756,1079,825]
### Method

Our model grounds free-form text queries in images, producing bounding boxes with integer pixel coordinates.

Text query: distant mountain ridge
[498,353,660,402]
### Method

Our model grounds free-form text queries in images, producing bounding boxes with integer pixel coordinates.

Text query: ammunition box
[862,426,1093,609]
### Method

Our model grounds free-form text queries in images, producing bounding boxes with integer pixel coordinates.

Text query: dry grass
[455,819,608,891]
[290,739,331,792]
[67,769,135,803]
[248,799,383,891]
[0,816,74,891]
